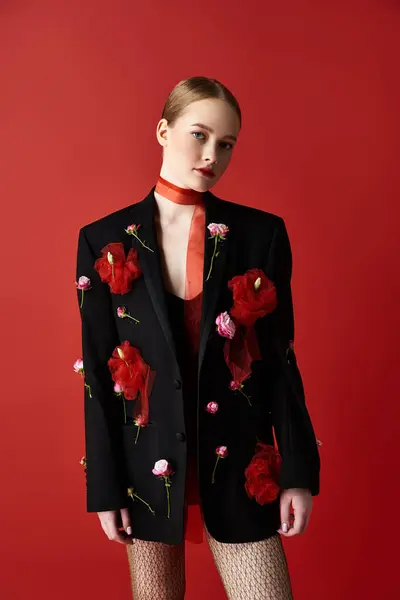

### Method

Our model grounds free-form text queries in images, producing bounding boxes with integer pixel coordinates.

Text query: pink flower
[79,456,87,467]
[73,358,84,374]
[207,223,230,238]
[216,446,228,458]
[152,459,174,477]
[212,446,228,483]
[75,276,91,308]
[216,311,236,339]
[117,305,140,324]
[206,401,219,414]
[152,459,174,518]
[73,358,92,397]
[133,415,147,444]
[75,276,91,291]
[114,382,124,394]
[125,223,154,252]
[206,222,229,281]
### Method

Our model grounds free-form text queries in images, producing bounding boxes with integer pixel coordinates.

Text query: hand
[98,508,133,545]
[277,488,312,537]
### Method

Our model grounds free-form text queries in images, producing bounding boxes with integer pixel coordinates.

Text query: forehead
[178,98,240,136]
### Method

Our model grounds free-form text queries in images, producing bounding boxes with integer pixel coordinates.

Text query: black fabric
[76,185,320,545]
[165,292,198,499]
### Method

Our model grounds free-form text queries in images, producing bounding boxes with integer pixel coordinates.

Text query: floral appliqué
[94,242,142,295]
[73,358,92,398]
[152,460,174,518]
[206,223,229,281]
[75,276,91,308]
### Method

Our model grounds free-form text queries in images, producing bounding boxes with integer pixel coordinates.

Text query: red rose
[228,268,277,327]
[94,242,142,294]
[244,441,282,504]
[108,340,156,424]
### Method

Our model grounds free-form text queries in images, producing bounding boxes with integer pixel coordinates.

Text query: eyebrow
[190,122,237,142]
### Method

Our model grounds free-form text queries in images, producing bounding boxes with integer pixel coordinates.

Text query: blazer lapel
[129,188,181,376]
[198,191,231,376]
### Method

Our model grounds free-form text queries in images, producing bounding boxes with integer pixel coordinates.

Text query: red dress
[165,290,205,544]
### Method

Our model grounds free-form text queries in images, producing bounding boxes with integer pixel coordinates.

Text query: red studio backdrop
[1,1,399,599]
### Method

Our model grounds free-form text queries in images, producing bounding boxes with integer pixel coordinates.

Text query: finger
[120,507,133,536]
[105,523,133,545]
[277,493,291,535]
[286,510,307,536]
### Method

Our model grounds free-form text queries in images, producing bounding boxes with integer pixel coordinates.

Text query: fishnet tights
[126,525,293,600]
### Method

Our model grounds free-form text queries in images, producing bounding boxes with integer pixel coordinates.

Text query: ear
[155,118,169,148]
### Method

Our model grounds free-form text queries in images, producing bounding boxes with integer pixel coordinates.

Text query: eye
[192,131,205,140]
[220,142,233,151]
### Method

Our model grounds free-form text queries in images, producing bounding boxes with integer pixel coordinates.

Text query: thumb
[278,492,291,534]
[120,507,132,535]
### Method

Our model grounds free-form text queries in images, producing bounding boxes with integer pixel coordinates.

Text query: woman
[76,76,320,600]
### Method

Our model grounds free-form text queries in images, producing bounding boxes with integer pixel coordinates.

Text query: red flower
[244,441,282,504]
[228,268,277,327]
[94,242,142,294]
[107,340,156,425]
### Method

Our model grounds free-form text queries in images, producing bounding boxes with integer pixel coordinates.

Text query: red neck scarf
[155,174,204,205]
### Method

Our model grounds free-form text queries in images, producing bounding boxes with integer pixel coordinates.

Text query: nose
[202,142,219,165]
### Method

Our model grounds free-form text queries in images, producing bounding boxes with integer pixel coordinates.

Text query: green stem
[126,314,140,324]
[211,456,220,484]
[135,425,140,444]
[85,383,92,398]
[239,387,252,406]
[80,289,84,308]
[165,479,171,518]
[206,236,219,281]
[133,233,154,252]
[133,492,155,514]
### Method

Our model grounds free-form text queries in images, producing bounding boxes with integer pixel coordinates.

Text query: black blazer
[76,185,320,545]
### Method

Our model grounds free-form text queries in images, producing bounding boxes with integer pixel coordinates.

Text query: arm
[76,227,128,512]
[265,217,320,496]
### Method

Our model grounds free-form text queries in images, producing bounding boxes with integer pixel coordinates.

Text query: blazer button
[176,432,186,442]
[174,379,182,389]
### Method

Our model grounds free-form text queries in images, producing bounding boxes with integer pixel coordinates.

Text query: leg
[204,526,293,600]
[126,537,186,600]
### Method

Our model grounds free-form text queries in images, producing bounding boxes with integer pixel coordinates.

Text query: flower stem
[133,233,154,252]
[111,264,114,280]
[211,456,220,484]
[126,314,140,324]
[85,383,92,398]
[206,236,219,281]
[165,478,171,518]
[80,289,84,308]
[133,492,155,514]
[135,425,140,444]
[239,387,252,406]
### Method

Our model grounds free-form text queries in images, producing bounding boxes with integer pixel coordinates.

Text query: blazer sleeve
[76,227,129,512]
[264,217,321,496]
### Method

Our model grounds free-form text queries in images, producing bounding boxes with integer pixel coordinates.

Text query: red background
[1,1,399,598]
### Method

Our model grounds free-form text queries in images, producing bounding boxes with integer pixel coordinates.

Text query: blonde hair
[161,76,241,128]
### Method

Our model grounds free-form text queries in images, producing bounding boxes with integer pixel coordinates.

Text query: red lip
[196,168,215,178]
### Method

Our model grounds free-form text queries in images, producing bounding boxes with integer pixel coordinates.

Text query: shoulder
[77,196,147,255]
[211,192,286,240]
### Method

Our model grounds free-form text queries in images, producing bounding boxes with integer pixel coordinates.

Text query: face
[156,98,240,191]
